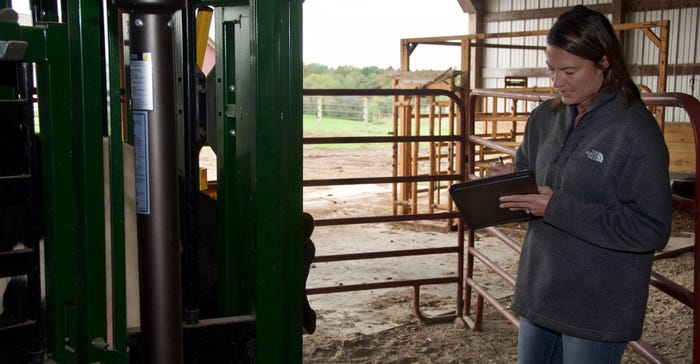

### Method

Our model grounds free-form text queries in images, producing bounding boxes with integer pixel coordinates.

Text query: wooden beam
[630,63,700,77]
[469,10,484,89]
[612,0,624,25]
[484,5,611,22]
[481,63,700,79]
[630,0,700,11]
[456,0,483,13]
[482,67,550,79]
[612,0,625,42]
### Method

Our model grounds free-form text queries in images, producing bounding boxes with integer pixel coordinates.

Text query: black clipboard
[449,170,539,229]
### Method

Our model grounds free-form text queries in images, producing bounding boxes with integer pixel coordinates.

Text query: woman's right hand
[485,160,514,177]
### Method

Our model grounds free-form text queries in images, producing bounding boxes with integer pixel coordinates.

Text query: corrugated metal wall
[482,0,608,89]
[480,0,700,122]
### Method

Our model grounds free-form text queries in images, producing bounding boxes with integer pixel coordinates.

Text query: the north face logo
[585,149,604,163]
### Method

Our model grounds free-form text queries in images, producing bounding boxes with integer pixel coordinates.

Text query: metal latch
[0,40,28,61]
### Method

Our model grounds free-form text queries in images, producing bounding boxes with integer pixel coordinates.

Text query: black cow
[303,212,317,334]
[180,178,317,334]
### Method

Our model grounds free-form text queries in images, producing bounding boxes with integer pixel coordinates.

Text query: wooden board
[664,122,696,173]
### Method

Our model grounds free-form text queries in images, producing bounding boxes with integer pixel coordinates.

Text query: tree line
[303,63,395,89]
[303,63,395,121]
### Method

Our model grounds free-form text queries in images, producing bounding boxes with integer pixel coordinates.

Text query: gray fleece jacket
[511,89,672,342]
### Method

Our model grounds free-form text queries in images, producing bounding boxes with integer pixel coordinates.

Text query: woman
[489,6,672,363]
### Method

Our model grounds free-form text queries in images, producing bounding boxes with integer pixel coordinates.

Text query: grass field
[302,114,456,149]
[303,115,393,136]
[302,115,394,149]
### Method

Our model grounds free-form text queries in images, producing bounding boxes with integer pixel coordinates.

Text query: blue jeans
[517,317,628,364]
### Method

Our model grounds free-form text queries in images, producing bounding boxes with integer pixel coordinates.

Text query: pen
[499,156,504,164]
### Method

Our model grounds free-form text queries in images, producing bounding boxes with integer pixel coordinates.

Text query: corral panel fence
[303,95,394,122]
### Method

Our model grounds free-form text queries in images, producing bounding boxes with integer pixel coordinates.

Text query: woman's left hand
[499,186,553,217]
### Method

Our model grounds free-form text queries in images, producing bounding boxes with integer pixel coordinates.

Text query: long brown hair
[547,5,640,109]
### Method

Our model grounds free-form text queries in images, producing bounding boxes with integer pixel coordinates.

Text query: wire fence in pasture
[303,95,394,123]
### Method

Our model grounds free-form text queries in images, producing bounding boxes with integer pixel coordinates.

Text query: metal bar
[457,221,467,318]
[127,315,257,363]
[462,223,473,317]
[252,2,304,361]
[17,57,45,364]
[307,277,459,295]
[215,6,245,317]
[304,174,461,187]
[464,277,520,328]
[627,340,673,364]
[400,20,668,50]
[35,23,78,363]
[649,271,693,308]
[105,0,128,358]
[303,89,466,123]
[470,42,545,51]
[467,246,516,288]
[412,285,458,323]
[65,1,110,360]
[483,226,523,254]
[671,193,693,213]
[181,0,201,326]
[467,135,518,157]
[314,212,460,227]
[303,87,467,325]
[182,315,256,346]
[314,246,459,263]
[123,7,184,363]
[304,135,461,144]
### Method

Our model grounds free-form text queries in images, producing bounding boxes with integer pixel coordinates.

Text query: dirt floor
[282,144,695,364]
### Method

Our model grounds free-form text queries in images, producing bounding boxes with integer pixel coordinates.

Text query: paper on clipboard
[449,170,539,229]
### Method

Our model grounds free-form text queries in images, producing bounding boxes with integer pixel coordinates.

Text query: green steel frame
[0,1,118,362]
[105,2,128,361]
[0,0,303,362]
[66,1,111,362]
[212,1,303,361]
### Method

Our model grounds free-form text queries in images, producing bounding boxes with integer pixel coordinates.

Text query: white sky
[303,0,469,70]
[11,0,29,12]
[12,0,469,71]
